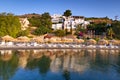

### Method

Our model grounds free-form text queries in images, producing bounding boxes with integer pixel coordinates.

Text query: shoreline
[0,45,119,50]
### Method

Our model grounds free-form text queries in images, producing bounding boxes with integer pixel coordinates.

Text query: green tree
[63,10,72,34]
[17,29,30,37]
[40,12,52,29]
[29,12,53,35]
[94,23,107,35]
[28,12,52,29]
[0,13,21,37]
[74,24,86,37]
[54,30,66,37]
[34,26,51,35]
[63,10,72,17]
[107,27,114,39]
[28,16,41,27]
[111,21,120,39]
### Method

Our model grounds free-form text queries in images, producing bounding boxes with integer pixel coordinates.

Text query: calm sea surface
[0,49,120,80]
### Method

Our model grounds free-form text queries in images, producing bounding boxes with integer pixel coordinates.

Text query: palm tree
[107,27,114,39]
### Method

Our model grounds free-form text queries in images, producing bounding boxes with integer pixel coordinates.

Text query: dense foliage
[40,12,52,29]
[28,16,41,27]
[17,29,30,37]
[63,10,72,17]
[54,30,66,37]
[34,26,52,35]
[111,21,120,39]
[0,13,21,37]
[28,12,52,35]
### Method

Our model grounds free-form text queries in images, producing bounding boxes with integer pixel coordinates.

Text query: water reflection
[0,49,120,80]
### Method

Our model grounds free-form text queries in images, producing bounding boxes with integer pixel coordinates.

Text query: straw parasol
[86,39,96,45]
[75,39,84,43]
[17,36,30,42]
[49,37,60,43]
[66,38,73,43]
[1,35,14,42]
[109,39,119,45]
[32,37,44,43]
[98,39,108,45]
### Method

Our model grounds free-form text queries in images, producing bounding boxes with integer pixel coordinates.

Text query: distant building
[19,18,30,30]
[51,14,90,30]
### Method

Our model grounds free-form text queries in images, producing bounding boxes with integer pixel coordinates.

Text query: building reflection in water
[0,50,12,61]
[0,49,120,80]
[17,50,30,68]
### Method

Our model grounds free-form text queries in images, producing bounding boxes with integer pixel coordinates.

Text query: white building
[51,14,90,30]
[52,23,63,30]
[19,18,30,30]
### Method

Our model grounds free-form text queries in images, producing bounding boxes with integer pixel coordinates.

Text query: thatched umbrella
[109,39,119,45]
[55,37,62,43]
[32,37,44,43]
[49,37,60,43]
[76,39,84,43]
[17,36,30,42]
[65,38,73,43]
[86,39,96,45]
[98,39,108,45]
[1,35,14,42]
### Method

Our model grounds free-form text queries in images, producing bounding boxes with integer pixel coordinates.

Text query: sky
[0,0,120,19]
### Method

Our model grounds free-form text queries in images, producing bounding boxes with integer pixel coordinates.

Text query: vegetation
[17,29,30,37]
[63,10,72,17]
[111,21,120,39]
[54,30,66,37]
[74,24,86,39]
[28,16,41,27]
[106,27,114,39]
[38,55,51,74]
[29,12,52,35]
[34,26,52,35]
[40,12,52,29]
[1,11,120,40]
[0,13,21,37]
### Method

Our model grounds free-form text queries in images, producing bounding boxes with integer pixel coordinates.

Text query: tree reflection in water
[0,50,18,80]
[63,69,70,80]
[38,55,51,74]
[0,49,120,80]
[27,53,51,75]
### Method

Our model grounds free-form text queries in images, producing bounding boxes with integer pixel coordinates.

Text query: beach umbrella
[65,35,76,39]
[49,37,60,43]
[74,39,84,43]
[66,38,73,43]
[17,36,30,42]
[55,37,62,43]
[109,39,118,45]
[32,37,44,43]
[98,39,108,45]
[86,39,96,45]
[1,35,14,41]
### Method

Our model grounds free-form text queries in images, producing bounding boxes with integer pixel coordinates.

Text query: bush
[34,26,52,36]
[17,30,29,37]
[54,30,66,37]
